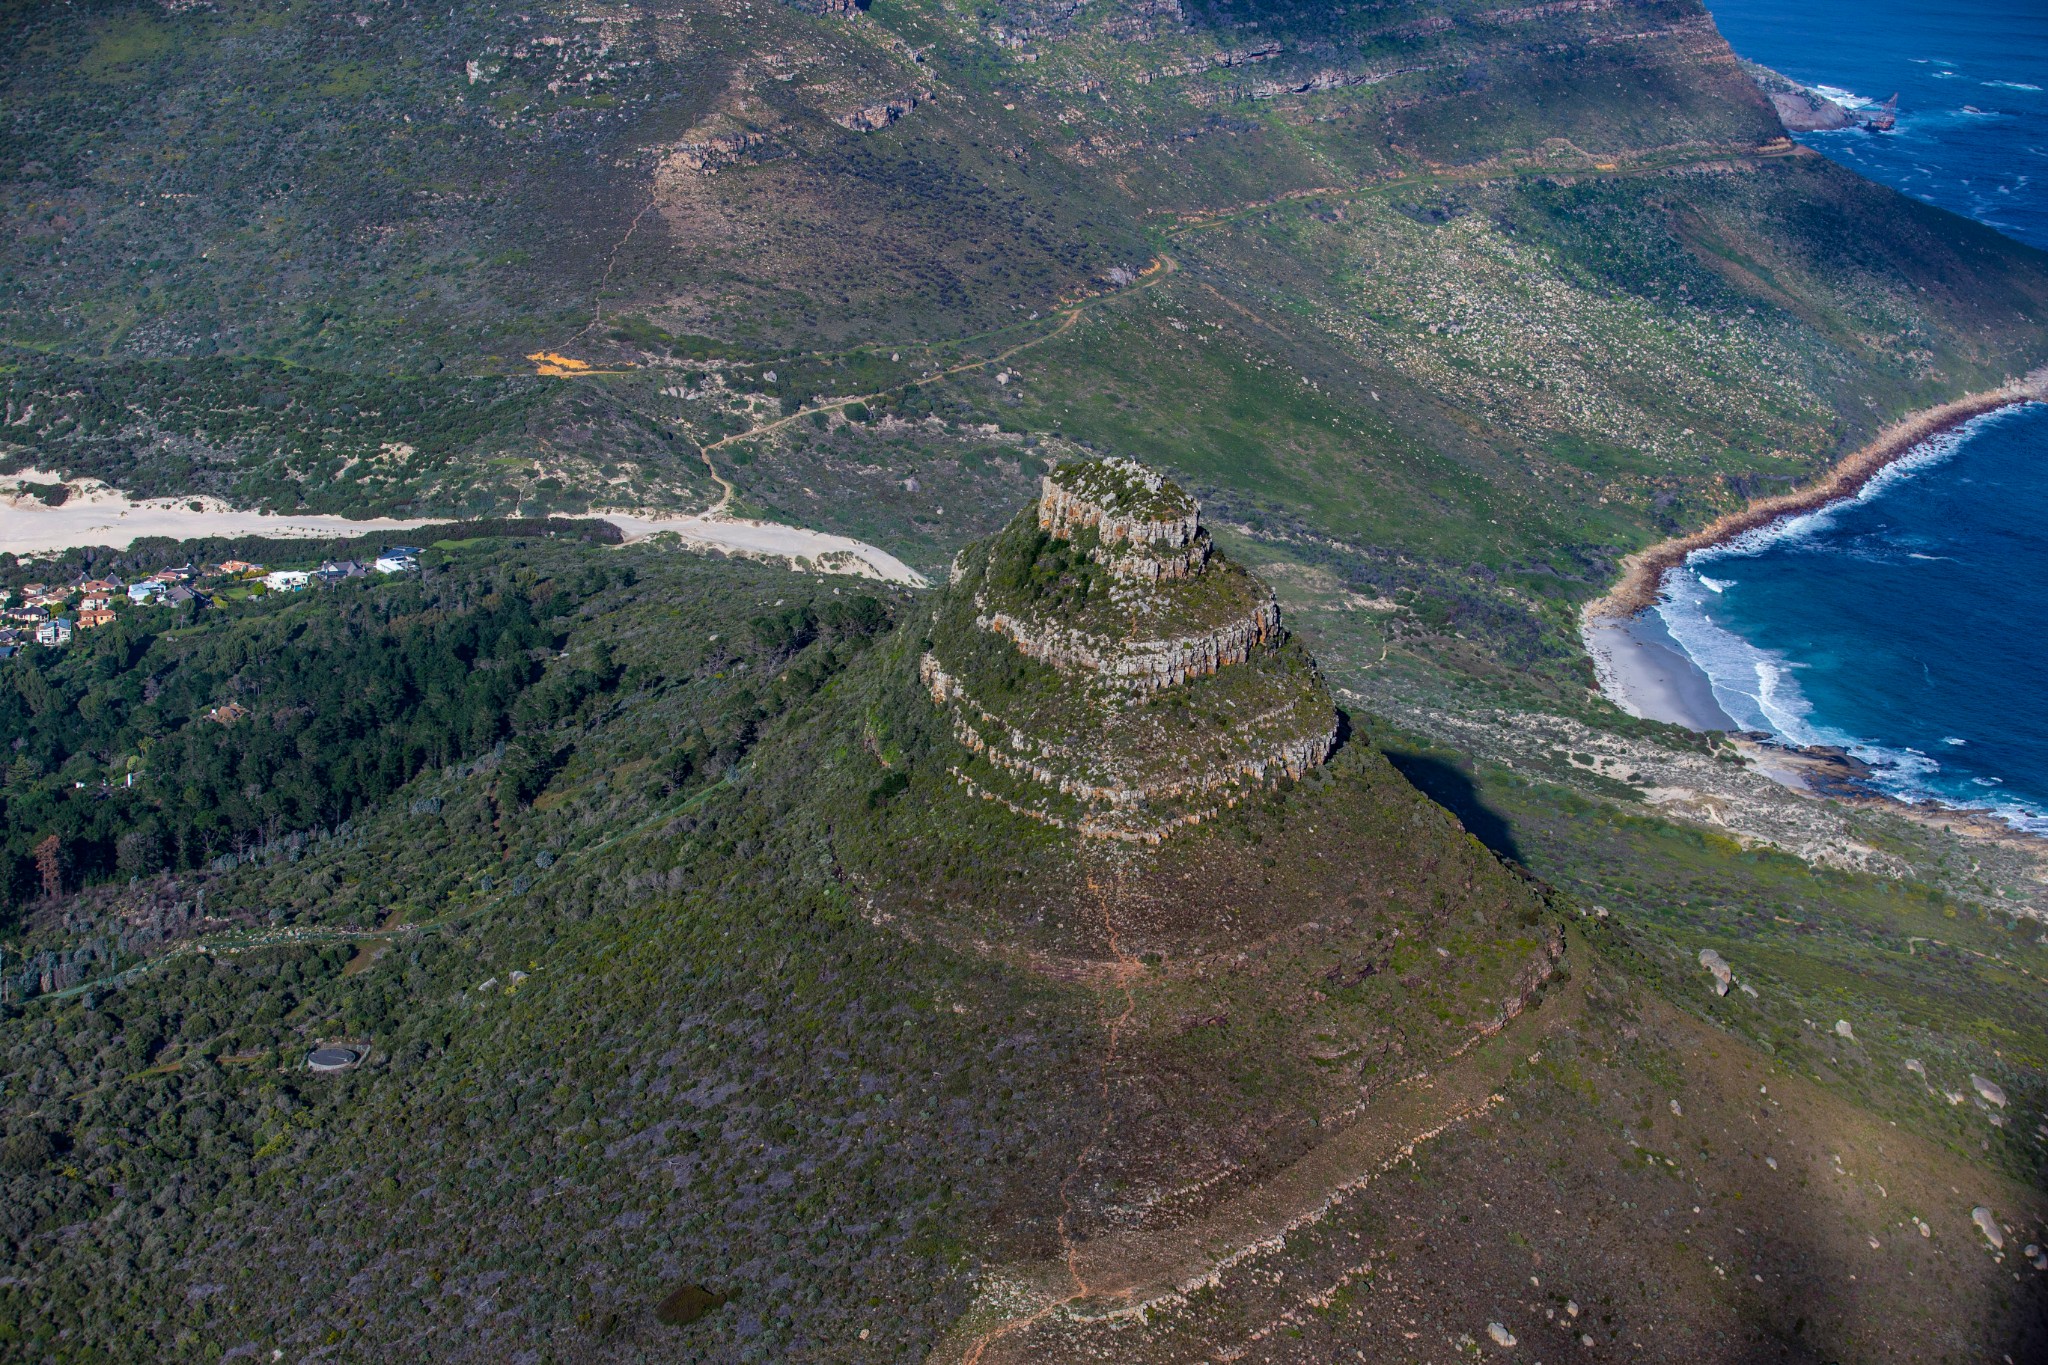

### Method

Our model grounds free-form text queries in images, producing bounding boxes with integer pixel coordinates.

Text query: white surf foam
[1649,404,2048,832]
[1813,83,1879,110]
[1689,406,2029,568]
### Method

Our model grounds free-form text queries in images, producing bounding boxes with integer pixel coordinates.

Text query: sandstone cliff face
[979,597,1281,692]
[1039,457,1202,551]
[923,457,1338,842]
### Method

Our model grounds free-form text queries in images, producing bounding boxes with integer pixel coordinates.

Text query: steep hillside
[7,3,2048,1360]
[5,0,2046,594]
[1,483,2043,1363]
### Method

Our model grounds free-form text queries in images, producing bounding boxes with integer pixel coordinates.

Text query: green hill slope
[0,492,2042,1362]
[5,2,2048,1359]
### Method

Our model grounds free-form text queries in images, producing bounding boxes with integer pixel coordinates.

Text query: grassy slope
[0,537,2041,1363]
[0,538,1569,1359]
[3,0,2048,1359]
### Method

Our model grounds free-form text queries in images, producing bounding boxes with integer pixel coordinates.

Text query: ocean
[1708,0,2048,249]
[1647,1,2048,828]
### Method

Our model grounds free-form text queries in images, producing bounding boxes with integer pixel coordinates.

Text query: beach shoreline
[1583,612,1740,731]
[1577,370,2048,839]
[1580,367,2048,731]
[1584,366,2048,624]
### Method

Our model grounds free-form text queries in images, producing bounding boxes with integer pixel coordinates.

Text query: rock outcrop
[922,457,1337,842]
[1769,89,1853,132]
[834,93,920,132]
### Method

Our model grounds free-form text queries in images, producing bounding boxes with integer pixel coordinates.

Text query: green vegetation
[2,0,2047,1358]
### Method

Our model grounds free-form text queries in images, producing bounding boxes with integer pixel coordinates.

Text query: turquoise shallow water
[1656,403,2048,830]
[1634,2,2048,828]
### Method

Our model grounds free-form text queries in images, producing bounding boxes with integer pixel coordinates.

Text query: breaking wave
[1653,404,2048,834]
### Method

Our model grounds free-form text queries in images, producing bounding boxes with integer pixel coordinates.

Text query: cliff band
[923,457,1337,842]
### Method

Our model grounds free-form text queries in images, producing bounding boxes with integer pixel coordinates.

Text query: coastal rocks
[1768,90,1853,132]
[1742,58,1857,131]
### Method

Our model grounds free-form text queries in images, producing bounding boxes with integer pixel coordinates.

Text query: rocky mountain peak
[922,457,1336,842]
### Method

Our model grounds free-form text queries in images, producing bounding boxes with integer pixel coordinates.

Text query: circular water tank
[306,1047,360,1073]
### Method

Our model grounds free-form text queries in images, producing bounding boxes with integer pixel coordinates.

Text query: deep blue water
[1633,3,2048,827]
[1658,404,2048,829]
[1708,0,2048,248]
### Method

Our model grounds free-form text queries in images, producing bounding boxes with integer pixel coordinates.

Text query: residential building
[314,559,369,586]
[77,608,116,630]
[263,570,311,592]
[373,554,419,574]
[35,618,73,646]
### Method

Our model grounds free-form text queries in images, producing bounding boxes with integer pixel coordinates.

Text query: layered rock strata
[922,458,1338,842]
[979,598,1281,693]
[1038,456,1202,551]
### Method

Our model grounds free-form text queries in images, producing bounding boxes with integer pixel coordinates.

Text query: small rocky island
[921,457,1337,842]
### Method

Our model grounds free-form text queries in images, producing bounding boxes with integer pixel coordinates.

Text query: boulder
[1769,90,1855,132]
[1970,1074,2007,1108]
[1698,948,1733,996]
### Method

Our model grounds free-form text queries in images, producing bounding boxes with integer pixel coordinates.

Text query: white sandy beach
[1583,613,1740,732]
[597,511,929,586]
[0,469,928,587]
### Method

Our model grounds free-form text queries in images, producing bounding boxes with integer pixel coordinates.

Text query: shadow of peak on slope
[1382,747,1524,864]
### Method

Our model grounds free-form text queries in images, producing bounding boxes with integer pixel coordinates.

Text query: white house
[263,570,312,592]
[35,617,73,646]
[373,555,419,574]
[128,582,162,603]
